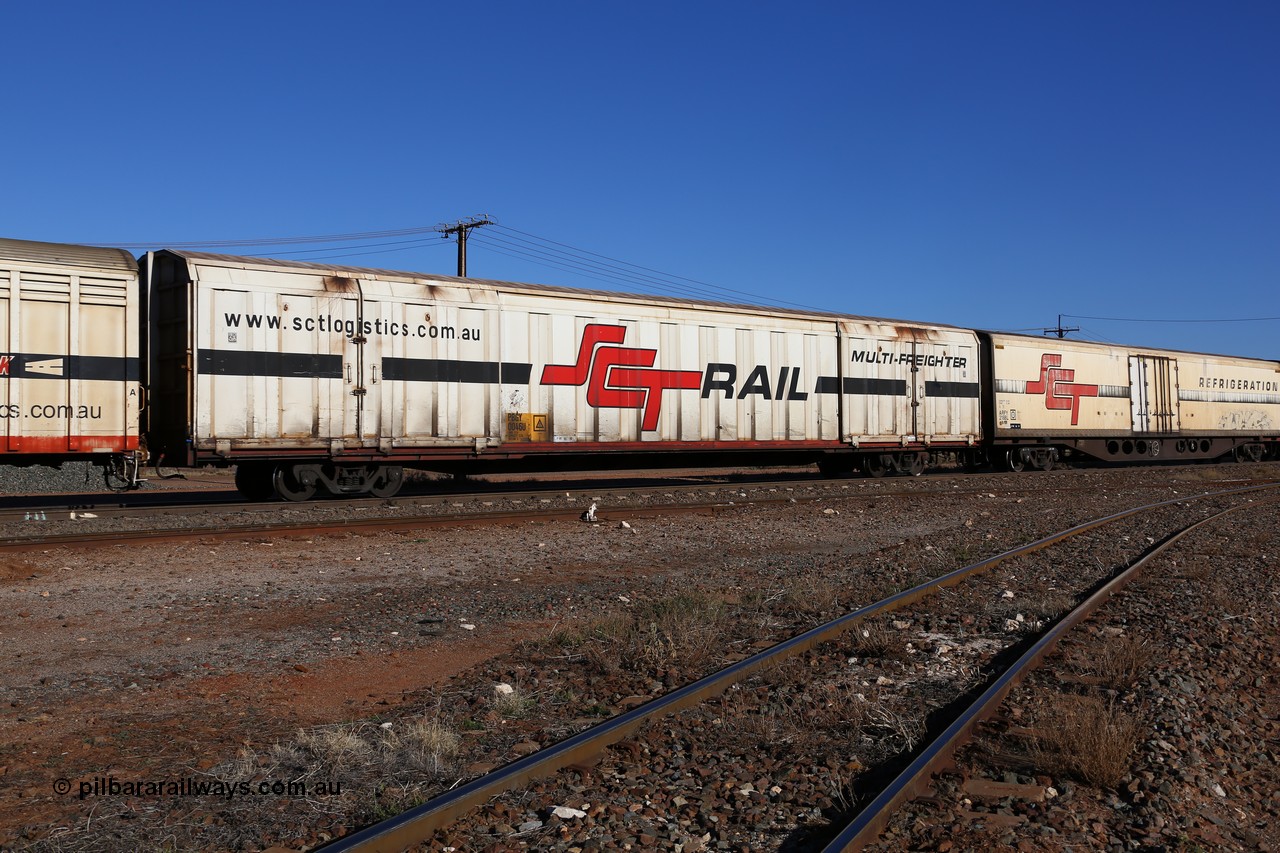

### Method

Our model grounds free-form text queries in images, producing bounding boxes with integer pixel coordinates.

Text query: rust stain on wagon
[324,276,358,293]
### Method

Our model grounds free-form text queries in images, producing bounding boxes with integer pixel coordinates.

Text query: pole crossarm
[436,216,495,277]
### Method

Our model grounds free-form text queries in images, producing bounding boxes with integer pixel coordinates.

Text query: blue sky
[3,2,1277,357]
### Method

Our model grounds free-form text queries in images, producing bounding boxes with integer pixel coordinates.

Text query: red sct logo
[1026,353,1098,425]
[540,324,702,431]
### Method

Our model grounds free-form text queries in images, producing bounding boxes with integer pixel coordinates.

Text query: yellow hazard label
[505,413,550,442]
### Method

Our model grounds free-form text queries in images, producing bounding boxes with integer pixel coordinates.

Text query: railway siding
[0,466,1276,851]
[865,501,1280,852]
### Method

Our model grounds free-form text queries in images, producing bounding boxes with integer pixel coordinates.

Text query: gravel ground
[427,490,1271,852]
[0,463,110,495]
[0,463,1275,851]
[866,500,1280,852]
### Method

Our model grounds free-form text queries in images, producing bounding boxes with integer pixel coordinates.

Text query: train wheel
[863,454,890,478]
[369,465,404,498]
[1234,443,1265,463]
[899,452,925,477]
[1003,449,1026,473]
[273,465,317,502]
[234,463,276,501]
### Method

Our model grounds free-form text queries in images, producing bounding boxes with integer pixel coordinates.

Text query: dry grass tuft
[781,578,847,617]
[864,703,926,752]
[566,591,731,676]
[397,716,462,773]
[490,683,535,718]
[1030,694,1142,788]
[1019,590,1076,623]
[852,619,899,658]
[295,725,373,777]
[732,681,873,754]
[807,682,873,732]
[267,715,463,786]
[1087,632,1153,690]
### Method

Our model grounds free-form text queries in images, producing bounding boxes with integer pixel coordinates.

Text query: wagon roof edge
[0,237,138,276]
[155,248,976,333]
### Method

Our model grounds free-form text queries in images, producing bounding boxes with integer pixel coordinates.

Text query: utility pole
[1042,314,1080,339]
[436,216,494,277]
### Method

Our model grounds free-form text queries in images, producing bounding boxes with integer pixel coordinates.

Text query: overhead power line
[476,224,828,313]
[253,236,447,260]
[82,220,828,312]
[1064,313,1280,324]
[90,225,443,250]
[273,239,450,262]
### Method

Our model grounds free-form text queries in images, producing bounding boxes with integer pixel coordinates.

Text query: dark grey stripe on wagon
[1,353,140,381]
[382,357,533,385]
[924,380,980,398]
[814,376,909,396]
[197,349,343,378]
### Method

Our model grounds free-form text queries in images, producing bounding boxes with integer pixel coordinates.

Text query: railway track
[292,481,1276,853]
[4,468,1274,553]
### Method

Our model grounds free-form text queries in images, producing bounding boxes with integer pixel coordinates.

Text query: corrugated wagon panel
[1174,355,1280,435]
[837,322,980,446]
[0,241,139,458]
[160,250,1004,470]
[989,335,1145,435]
[987,332,1280,442]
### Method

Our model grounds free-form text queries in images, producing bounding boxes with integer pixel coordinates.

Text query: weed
[781,578,846,618]
[852,619,898,658]
[397,716,461,774]
[571,591,731,677]
[1086,632,1153,690]
[1019,590,1076,623]
[491,683,535,718]
[864,704,925,752]
[808,683,872,733]
[1029,695,1142,788]
[295,725,373,778]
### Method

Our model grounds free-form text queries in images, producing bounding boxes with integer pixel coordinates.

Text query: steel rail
[0,470,897,528]
[8,474,1275,553]
[307,481,1277,853]
[4,470,1272,532]
[0,501,746,553]
[820,495,1277,852]
[4,468,1270,525]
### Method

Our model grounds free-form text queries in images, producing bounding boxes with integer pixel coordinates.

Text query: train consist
[1,236,1276,500]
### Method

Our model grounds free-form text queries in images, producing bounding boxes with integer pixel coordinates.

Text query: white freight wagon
[0,238,140,471]
[143,251,983,498]
[984,332,1280,467]
[838,319,980,475]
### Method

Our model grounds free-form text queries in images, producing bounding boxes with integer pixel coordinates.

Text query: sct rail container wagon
[0,238,141,482]
[0,236,1275,500]
[982,332,1280,471]
[141,250,982,498]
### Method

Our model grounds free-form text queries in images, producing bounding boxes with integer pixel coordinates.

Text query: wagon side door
[1129,355,1179,433]
[916,337,980,442]
[336,295,383,446]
